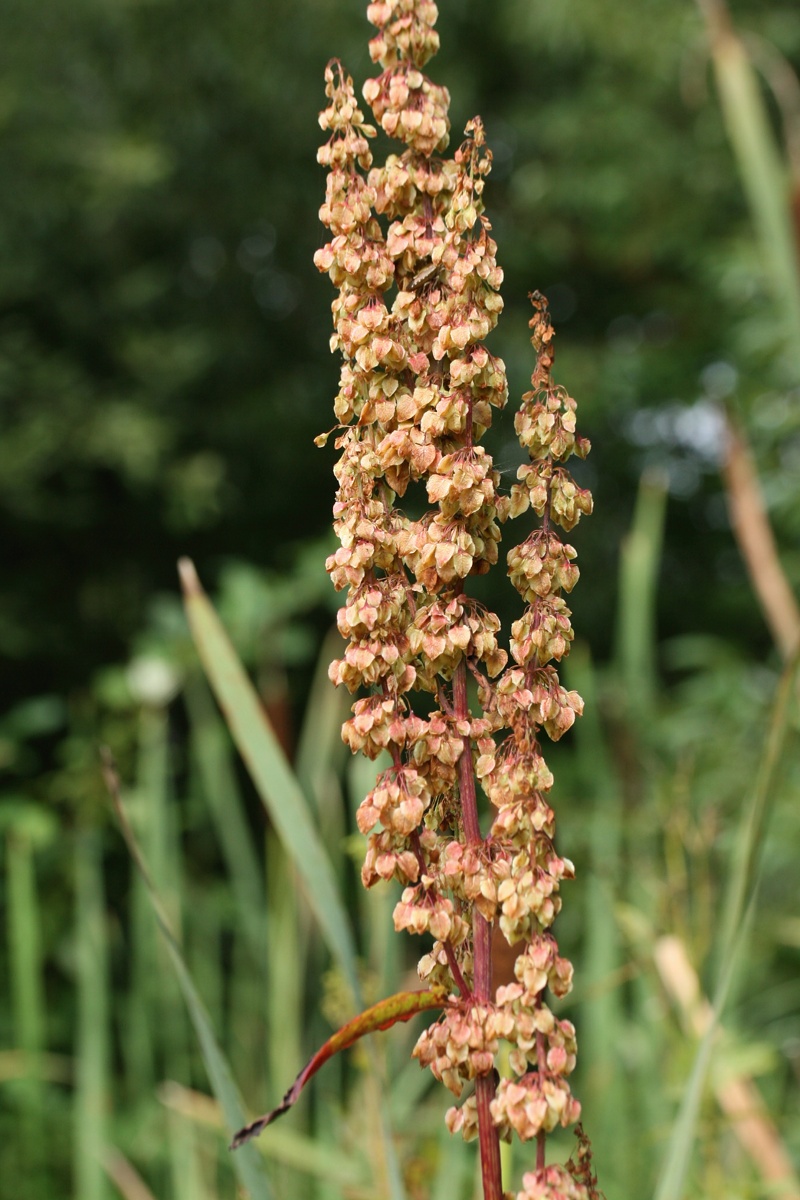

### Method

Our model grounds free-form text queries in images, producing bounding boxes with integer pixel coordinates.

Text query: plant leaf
[653,651,800,1200]
[615,469,668,719]
[231,989,446,1150]
[179,558,361,1001]
[103,751,274,1200]
[701,8,800,355]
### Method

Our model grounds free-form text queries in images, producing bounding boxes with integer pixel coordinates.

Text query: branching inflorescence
[315,3,596,1197]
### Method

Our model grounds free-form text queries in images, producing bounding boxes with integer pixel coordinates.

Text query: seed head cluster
[315,3,594,1195]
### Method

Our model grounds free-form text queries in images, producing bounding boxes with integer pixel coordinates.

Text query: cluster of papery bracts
[315,3,594,1196]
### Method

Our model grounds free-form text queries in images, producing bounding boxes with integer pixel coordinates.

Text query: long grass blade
[184,674,267,965]
[179,558,360,1001]
[652,903,751,1200]
[168,1106,210,1200]
[124,865,158,1101]
[137,703,196,1095]
[5,821,48,1188]
[74,830,110,1200]
[653,652,800,1200]
[265,832,304,1126]
[715,651,800,987]
[699,0,800,353]
[431,1115,472,1200]
[295,625,349,820]
[160,1080,369,1189]
[723,418,800,662]
[104,751,274,1200]
[348,750,400,1003]
[655,934,800,1196]
[179,561,406,1200]
[102,1147,160,1200]
[615,470,668,720]
[564,644,629,1188]
[6,830,46,1073]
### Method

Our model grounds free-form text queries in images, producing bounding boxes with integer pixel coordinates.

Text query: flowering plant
[234,4,598,1197]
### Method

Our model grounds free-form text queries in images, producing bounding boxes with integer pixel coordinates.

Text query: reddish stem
[443,940,471,1000]
[474,913,503,1200]
[453,658,503,1200]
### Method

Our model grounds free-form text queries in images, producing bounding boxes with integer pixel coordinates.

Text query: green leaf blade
[179,557,360,1001]
[106,758,274,1200]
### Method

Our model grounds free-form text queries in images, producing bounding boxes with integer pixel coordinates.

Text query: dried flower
[516,1164,592,1200]
[317,5,594,1198]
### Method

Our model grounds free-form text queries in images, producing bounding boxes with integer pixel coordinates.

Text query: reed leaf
[5,818,48,1188]
[653,651,800,1200]
[699,2,800,353]
[185,674,267,965]
[105,753,274,1200]
[179,557,360,1003]
[295,624,350,820]
[74,830,110,1200]
[159,1080,369,1190]
[565,644,629,1188]
[615,470,668,721]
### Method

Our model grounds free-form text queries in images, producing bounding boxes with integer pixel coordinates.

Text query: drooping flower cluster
[316,4,595,1198]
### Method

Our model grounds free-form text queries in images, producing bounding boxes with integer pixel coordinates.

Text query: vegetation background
[1,0,799,1198]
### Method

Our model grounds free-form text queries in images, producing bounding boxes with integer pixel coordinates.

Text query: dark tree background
[3,0,798,712]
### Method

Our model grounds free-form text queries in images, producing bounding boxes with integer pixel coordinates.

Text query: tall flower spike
[317,6,596,1199]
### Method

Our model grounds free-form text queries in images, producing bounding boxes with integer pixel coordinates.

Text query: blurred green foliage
[1,0,799,1197]
[2,0,799,699]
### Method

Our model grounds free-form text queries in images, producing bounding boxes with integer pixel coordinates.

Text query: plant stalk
[454,659,503,1200]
